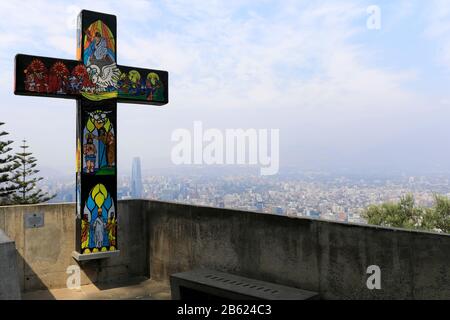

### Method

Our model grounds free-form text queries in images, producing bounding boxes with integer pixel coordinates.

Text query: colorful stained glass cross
[14,10,168,260]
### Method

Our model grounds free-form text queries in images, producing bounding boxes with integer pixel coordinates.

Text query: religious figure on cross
[82,19,120,99]
[86,32,113,65]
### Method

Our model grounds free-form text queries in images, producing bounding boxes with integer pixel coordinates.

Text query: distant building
[273,206,284,215]
[131,157,143,198]
[308,210,320,219]
[337,212,348,222]
[256,201,264,212]
[255,194,264,212]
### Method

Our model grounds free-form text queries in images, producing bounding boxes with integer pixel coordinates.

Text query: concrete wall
[145,200,450,300]
[0,229,21,300]
[0,200,449,299]
[0,201,149,293]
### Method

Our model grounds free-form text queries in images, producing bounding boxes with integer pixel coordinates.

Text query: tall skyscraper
[131,157,143,198]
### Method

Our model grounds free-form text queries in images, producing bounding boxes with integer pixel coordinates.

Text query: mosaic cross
[14,10,169,260]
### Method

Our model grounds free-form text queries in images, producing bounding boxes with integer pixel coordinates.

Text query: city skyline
[46,161,450,225]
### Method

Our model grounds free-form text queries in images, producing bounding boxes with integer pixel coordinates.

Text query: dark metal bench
[170,269,319,300]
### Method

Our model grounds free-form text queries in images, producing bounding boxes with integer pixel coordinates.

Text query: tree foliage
[422,195,450,234]
[0,122,20,205]
[12,140,55,205]
[363,194,450,234]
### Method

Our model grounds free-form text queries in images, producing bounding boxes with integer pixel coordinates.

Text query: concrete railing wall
[0,229,21,299]
[144,200,450,300]
[0,201,149,293]
[0,200,449,299]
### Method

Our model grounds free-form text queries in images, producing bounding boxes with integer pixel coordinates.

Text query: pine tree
[0,122,20,205]
[12,140,55,204]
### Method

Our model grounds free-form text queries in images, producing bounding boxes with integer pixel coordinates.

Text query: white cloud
[0,0,447,172]
[115,0,422,116]
[423,0,450,71]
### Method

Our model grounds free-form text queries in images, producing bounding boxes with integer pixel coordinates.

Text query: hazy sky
[1,0,450,176]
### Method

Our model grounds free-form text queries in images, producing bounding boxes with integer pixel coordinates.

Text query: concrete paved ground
[22,277,171,300]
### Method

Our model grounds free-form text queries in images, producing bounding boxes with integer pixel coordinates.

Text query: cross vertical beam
[75,11,119,256]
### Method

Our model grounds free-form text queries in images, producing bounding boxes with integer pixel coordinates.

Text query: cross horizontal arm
[14,54,168,106]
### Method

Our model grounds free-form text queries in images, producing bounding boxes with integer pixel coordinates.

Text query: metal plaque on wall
[24,213,44,229]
